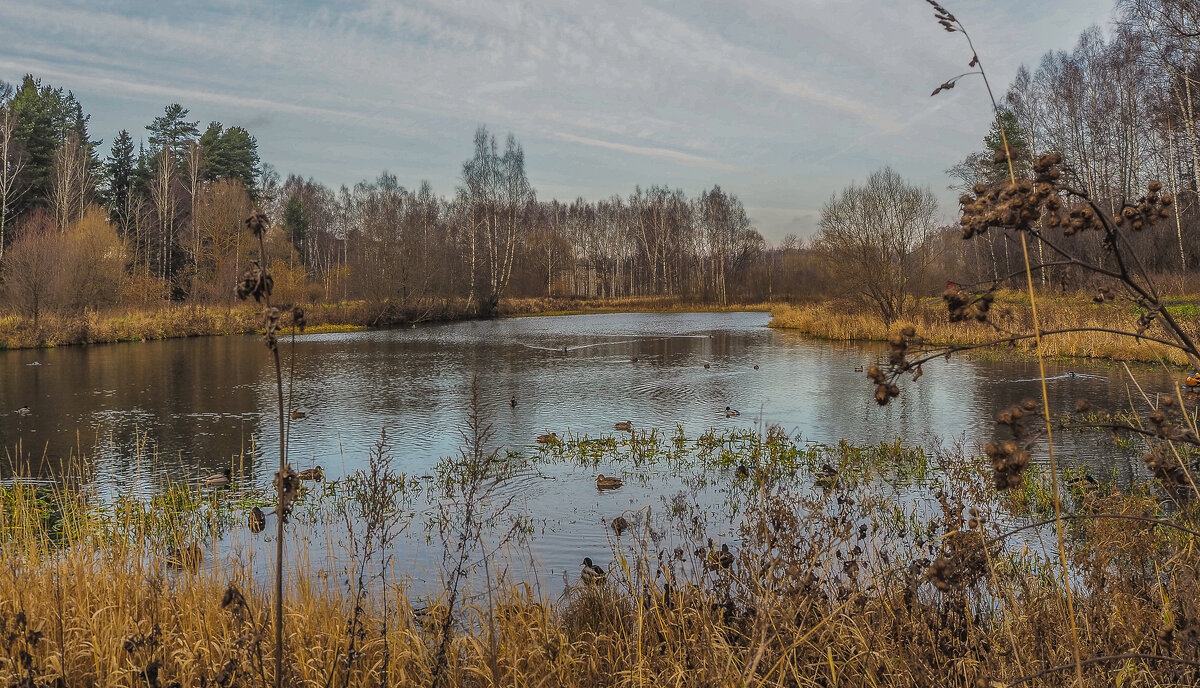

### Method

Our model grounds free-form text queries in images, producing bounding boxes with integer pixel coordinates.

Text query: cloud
[0,58,423,136]
[0,0,1118,240]
[731,67,899,132]
[552,132,734,171]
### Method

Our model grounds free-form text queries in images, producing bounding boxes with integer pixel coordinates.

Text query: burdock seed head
[245,210,269,237]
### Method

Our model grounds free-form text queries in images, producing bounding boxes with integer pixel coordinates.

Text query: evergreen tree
[9,75,99,212]
[200,122,260,193]
[135,141,151,189]
[982,110,1031,182]
[104,129,135,229]
[146,104,199,160]
[10,76,56,209]
[282,194,309,261]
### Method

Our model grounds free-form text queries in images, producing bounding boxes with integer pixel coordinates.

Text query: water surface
[0,311,1174,594]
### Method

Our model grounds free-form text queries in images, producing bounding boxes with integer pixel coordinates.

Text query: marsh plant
[855,2,1200,684]
[338,430,409,685]
[235,209,305,688]
[429,375,523,687]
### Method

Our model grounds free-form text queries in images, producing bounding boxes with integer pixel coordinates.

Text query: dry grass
[0,297,772,350]
[3,436,1200,687]
[770,292,1200,365]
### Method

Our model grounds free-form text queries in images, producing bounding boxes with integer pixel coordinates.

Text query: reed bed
[2,429,1199,687]
[769,293,1199,365]
[0,297,771,350]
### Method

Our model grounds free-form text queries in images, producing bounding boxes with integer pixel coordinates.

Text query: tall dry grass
[3,435,1199,687]
[0,297,773,350]
[770,292,1199,365]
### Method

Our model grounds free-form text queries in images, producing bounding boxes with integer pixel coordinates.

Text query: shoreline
[0,297,774,351]
[768,295,1199,367]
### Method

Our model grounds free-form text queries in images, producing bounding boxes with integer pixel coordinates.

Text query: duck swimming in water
[297,466,324,481]
[706,543,735,571]
[204,468,232,488]
[610,515,630,535]
[248,506,266,533]
[15,405,30,416]
[614,421,633,431]
[165,543,203,571]
[725,406,740,417]
[814,463,840,489]
[596,474,624,489]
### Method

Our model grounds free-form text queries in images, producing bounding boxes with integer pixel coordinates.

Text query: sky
[0,0,1116,242]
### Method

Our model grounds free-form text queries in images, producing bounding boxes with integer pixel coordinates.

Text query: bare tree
[48,133,93,231]
[815,167,939,327]
[148,148,179,284]
[460,127,533,315]
[0,84,26,258]
[2,210,58,324]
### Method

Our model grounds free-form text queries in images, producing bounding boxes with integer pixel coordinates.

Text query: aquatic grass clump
[1,427,1200,685]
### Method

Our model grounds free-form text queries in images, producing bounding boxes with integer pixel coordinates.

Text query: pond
[0,311,1178,595]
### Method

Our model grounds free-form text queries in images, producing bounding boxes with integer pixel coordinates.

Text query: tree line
[812,0,1200,326]
[2,0,1198,326]
[0,76,790,321]
[939,0,1200,291]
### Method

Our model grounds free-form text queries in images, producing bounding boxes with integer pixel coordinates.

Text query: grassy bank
[770,292,1199,365]
[0,297,771,350]
[2,430,1198,686]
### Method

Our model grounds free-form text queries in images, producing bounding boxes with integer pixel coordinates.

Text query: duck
[204,468,233,488]
[596,474,624,489]
[814,463,840,488]
[753,364,759,370]
[1065,470,1098,491]
[706,543,735,571]
[510,395,517,408]
[297,466,324,481]
[165,543,203,571]
[704,363,711,370]
[290,410,307,420]
[15,405,30,416]
[614,421,633,432]
[725,406,740,417]
[536,432,559,444]
[611,515,630,535]
[580,558,606,585]
[248,506,266,533]
[630,356,639,363]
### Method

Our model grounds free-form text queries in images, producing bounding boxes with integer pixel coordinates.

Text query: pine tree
[146,104,199,161]
[9,75,100,214]
[282,195,309,262]
[200,122,260,193]
[104,129,135,231]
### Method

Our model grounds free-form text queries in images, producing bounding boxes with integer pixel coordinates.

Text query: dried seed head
[245,210,269,236]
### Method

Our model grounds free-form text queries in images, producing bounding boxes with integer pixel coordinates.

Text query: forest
[0,0,1198,331]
